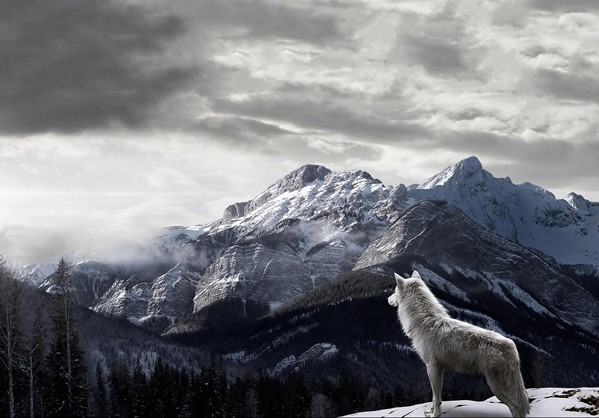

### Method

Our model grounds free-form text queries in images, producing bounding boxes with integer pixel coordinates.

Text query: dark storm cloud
[192,115,294,143]
[525,69,599,104]
[191,113,384,161]
[0,0,196,134]
[191,0,344,43]
[389,5,486,78]
[213,96,430,143]
[437,130,572,163]
[398,33,471,75]
[529,0,599,12]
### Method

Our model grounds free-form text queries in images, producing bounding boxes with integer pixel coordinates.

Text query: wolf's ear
[411,270,422,280]
[394,273,405,288]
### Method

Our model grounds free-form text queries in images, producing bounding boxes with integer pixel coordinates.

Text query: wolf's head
[387,270,423,307]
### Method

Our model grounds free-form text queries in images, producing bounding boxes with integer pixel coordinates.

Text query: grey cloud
[492,1,529,28]
[190,113,384,162]
[271,135,383,163]
[525,69,599,104]
[213,95,430,143]
[302,138,383,162]
[529,0,599,12]
[498,141,599,192]
[447,108,488,121]
[0,0,196,134]
[400,34,469,74]
[439,131,572,164]
[192,115,295,143]
[520,45,566,59]
[0,225,72,265]
[222,1,343,43]
[420,130,599,191]
[175,0,344,44]
[389,6,486,78]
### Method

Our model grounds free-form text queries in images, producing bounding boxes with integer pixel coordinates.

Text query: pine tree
[0,256,21,418]
[198,356,229,418]
[21,306,48,418]
[130,359,147,418]
[148,356,167,417]
[284,372,310,417]
[108,361,129,417]
[46,257,89,417]
[182,371,202,418]
[93,363,108,418]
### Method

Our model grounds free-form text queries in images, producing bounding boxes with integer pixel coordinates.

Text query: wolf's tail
[503,344,530,417]
[487,342,530,417]
[509,359,530,417]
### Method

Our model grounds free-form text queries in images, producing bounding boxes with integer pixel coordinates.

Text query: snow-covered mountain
[190,165,399,313]
[18,263,54,287]
[355,200,599,336]
[19,157,599,330]
[410,156,599,266]
[345,387,599,417]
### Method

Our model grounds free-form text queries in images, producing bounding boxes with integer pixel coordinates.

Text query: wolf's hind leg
[425,363,443,418]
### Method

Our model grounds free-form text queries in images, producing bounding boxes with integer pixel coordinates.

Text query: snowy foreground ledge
[344,388,599,417]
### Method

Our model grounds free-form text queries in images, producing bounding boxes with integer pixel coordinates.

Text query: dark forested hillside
[168,264,599,412]
[0,258,209,417]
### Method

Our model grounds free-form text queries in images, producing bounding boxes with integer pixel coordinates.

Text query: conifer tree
[130,359,147,417]
[0,256,21,418]
[108,361,129,417]
[94,363,108,418]
[21,306,48,418]
[46,257,89,417]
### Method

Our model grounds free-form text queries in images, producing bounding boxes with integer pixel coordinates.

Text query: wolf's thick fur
[388,270,530,417]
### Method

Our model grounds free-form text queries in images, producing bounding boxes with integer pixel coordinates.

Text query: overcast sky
[2,0,598,264]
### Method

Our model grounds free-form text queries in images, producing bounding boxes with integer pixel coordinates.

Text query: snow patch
[345,387,599,417]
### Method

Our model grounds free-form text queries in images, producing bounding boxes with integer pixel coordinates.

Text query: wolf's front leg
[425,363,443,417]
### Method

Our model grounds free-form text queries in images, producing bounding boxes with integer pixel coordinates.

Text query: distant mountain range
[17,156,599,394]
[21,156,599,330]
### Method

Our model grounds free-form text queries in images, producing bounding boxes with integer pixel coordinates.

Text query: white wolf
[388,270,530,417]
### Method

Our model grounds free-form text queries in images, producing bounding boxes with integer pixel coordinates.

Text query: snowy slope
[345,387,599,417]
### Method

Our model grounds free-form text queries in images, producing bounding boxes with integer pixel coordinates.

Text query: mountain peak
[417,156,484,189]
[566,192,590,212]
[457,155,483,173]
[276,164,332,192]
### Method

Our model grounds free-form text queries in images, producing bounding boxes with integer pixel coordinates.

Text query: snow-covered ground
[345,388,599,417]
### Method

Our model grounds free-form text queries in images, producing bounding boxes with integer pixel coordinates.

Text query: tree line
[94,355,415,418]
